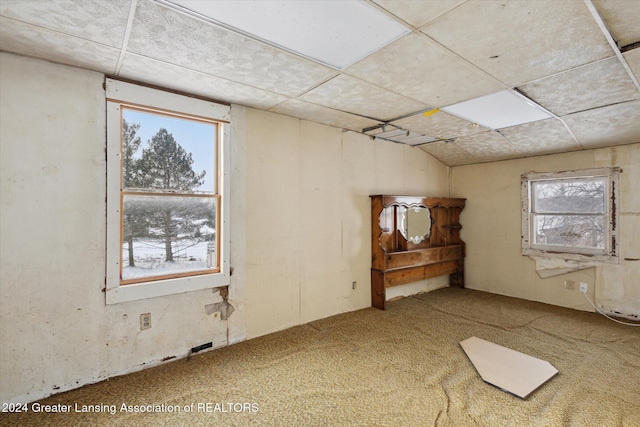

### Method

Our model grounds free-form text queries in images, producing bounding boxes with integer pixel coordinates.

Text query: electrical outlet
[140,313,151,330]
[579,283,588,293]
[352,281,357,290]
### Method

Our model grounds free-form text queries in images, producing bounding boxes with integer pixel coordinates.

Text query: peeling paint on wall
[205,287,236,320]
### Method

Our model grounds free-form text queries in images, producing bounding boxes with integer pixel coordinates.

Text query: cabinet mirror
[399,206,431,244]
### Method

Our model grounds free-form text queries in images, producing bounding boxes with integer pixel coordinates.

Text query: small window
[521,168,620,263]
[106,79,231,304]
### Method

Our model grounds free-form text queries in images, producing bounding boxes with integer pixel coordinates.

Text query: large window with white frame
[106,79,230,304]
[521,167,620,264]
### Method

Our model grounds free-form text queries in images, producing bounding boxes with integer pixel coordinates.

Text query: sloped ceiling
[1,0,639,166]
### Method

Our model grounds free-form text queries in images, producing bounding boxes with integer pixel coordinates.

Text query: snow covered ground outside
[122,239,215,280]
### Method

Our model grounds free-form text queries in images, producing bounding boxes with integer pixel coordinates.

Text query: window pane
[533,178,605,213]
[122,195,217,281]
[122,108,216,193]
[533,214,604,249]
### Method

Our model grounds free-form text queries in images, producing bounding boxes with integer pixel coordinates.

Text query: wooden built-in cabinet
[370,195,465,310]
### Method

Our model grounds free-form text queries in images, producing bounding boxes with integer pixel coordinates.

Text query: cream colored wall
[451,144,640,318]
[593,146,640,319]
[244,109,450,338]
[0,53,237,403]
[0,52,450,403]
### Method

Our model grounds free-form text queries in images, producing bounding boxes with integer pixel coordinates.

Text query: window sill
[105,271,230,304]
[522,248,619,265]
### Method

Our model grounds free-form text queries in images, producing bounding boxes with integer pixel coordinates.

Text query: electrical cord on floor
[582,292,640,327]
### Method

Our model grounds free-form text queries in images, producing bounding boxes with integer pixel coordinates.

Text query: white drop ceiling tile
[422,0,613,86]
[0,0,130,48]
[391,110,488,140]
[517,57,640,116]
[418,140,477,166]
[624,48,640,82]
[453,130,522,162]
[442,90,553,129]
[499,118,581,155]
[563,100,640,148]
[592,0,640,48]
[118,54,289,110]
[0,17,120,74]
[299,74,427,121]
[372,0,466,29]
[169,0,410,70]
[345,33,503,107]
[270,99,380,132]
[127,0,337,97]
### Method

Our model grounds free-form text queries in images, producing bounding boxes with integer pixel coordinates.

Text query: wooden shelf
[370,195,465,310]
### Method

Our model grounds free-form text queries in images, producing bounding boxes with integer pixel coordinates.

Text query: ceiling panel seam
[511,87,562,121]
[267,99,383,128]
[417,32,512,92]
[416,0,471,31]
[558,118,584,150]
[561,99,640,118]
[0,16,117,50]
[496,131,525,157]
[300,73,429,122]
[363,0,428,38]
[290,73,342,99]
[152,0,316,67]
[454,142,479,164]
[339,30,505,108]
[0,16,121,74]
[154,0,348,72]
[115,51,290,106]
[513,55,618,86]
[583,0,640,92]
[337,69,427,110]
[380,108,438,125]
[301,102,384,124]
[334,70,436,110]
[0,16,106,47]
[114,0,138,75]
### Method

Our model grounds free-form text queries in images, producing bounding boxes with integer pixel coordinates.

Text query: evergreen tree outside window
[106,79,230,304]
[120,108,218,283]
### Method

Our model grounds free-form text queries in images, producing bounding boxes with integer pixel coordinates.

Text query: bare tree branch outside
[532,177,606,250]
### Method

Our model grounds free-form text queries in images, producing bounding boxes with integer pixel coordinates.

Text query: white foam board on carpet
[460,336,558,399]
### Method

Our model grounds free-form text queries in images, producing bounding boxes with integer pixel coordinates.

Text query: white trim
[106,78,230,122]
[105,79,231,304]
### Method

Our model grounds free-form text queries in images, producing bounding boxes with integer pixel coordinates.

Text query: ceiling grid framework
[113,0,139,75]
[0,0,638,166]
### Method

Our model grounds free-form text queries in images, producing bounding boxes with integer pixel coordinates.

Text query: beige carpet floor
[2,287,639,426]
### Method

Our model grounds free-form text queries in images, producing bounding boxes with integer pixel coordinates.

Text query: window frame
[105,79,231,304]
[521,167,620,264]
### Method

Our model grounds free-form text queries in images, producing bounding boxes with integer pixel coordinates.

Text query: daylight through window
[106,79,230,304]
[521,168,620,263]
[120,107,219,283]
